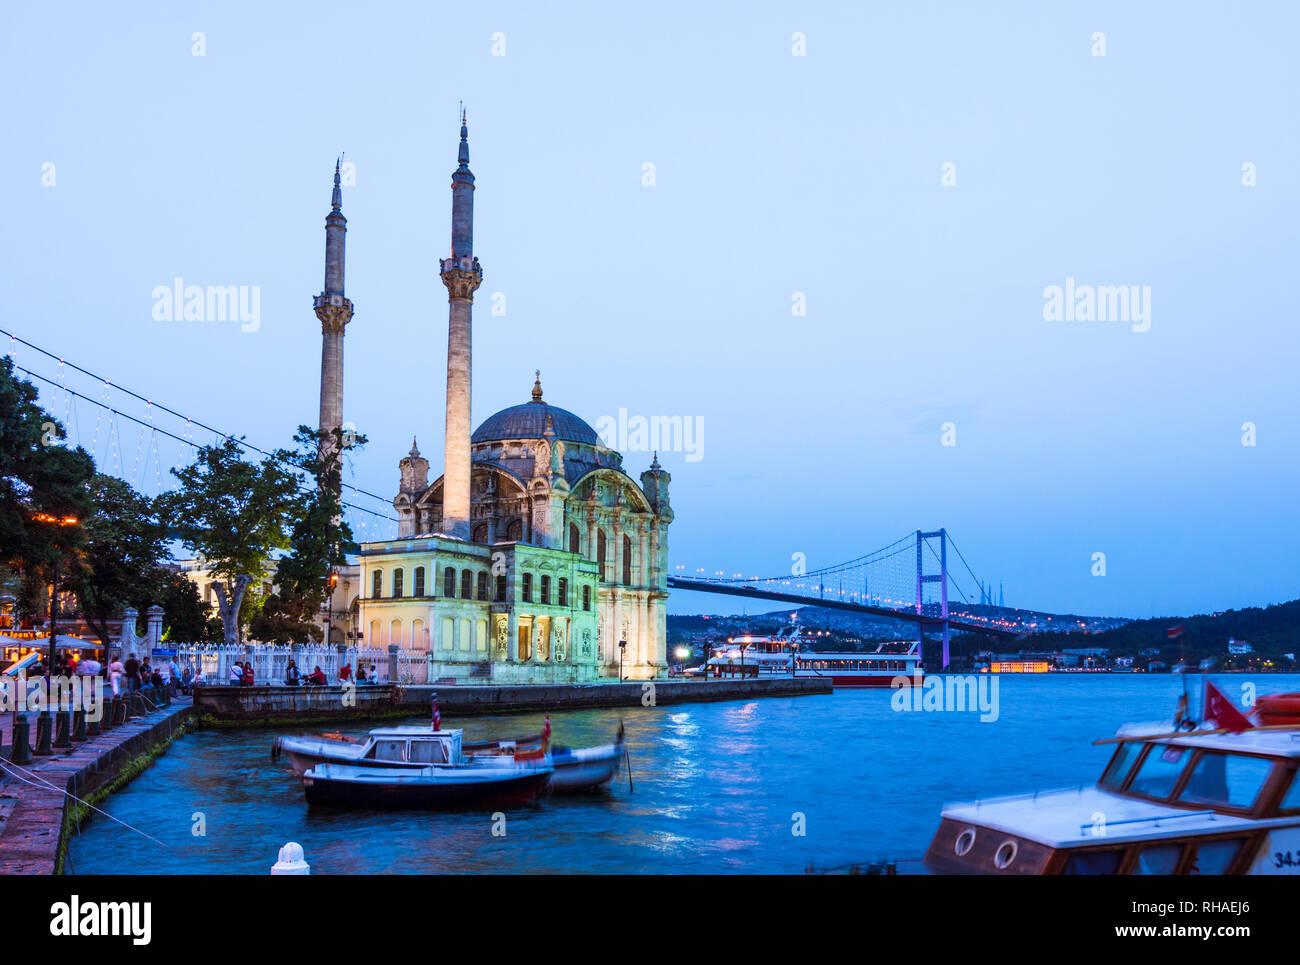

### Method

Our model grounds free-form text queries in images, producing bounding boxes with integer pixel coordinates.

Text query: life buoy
[1255,693,1300,725]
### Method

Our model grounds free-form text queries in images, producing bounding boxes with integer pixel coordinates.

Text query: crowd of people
[15,651,384,693]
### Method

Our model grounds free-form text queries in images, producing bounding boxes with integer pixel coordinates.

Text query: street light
[30,512,79,757]
[618,639,627,681]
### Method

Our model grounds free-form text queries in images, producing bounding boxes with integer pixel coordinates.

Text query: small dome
[471,375,600,446]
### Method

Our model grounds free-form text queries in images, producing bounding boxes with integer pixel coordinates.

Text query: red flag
[432,701,441,731]
[1167,625,1185,639]
[543,715,551,739]
[1204,681,1252,733]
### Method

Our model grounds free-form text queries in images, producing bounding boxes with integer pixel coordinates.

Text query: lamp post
[32,513,79,757]
[618,639,627,682]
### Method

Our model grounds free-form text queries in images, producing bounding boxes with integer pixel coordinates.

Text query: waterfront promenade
[0,699,192,875]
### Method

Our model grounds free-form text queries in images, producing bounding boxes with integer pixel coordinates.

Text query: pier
[193,675,831,724]
[0,698,193,875]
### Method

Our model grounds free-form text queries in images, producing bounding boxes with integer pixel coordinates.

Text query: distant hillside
[1034,600,1300,662]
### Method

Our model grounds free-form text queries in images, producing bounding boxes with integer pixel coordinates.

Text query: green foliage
[157,437,302,643]
[72,474,168,645]
[250,425,365,645]
[0,356,94,618]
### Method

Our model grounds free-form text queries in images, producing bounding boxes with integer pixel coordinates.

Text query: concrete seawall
[193,676,831,723]
[0,700,193,875]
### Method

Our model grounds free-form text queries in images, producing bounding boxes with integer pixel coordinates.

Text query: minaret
[438,109,483,538]
[314,159,353,460]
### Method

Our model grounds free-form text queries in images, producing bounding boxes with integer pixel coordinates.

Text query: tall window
[444,566,456,598]
[623,535,633,585]
[540,575,551,605]
[495,573,507,602]
[473,523,489,544]
[507,519,523,542]
[414,566,425,597]
[476,572,488,601]
[569,523,580,554]
[582,585,591,611]
[461,569,473,599]
[597,530,607,581]
[372,569,382,599]
[393,568,404,598]
[558,578,568,607]
[523,573,533,603]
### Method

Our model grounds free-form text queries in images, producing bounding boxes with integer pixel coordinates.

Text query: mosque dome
[471,374,600,446]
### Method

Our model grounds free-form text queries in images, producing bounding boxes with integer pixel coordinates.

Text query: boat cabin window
[1127,744,1192,799]
[408,740,447,764]
[368,740,408,762]
[1186,837,1247,875]
[1278,770,1300,812]
[1131,843,1183,875]
[1176,752,1273,810]
[1100,741,1141,790]
[1062,849,1124,875]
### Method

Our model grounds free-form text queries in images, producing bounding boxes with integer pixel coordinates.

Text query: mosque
[313,115,673,682]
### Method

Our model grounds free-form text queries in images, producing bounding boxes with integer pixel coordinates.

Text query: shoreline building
[336,116,673,682]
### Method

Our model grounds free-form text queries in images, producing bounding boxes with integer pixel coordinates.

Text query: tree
[144,569,222,643]
[0,356,94,632]
[250,425,364,644]
[157,438,301,646]
[72,474,167,646]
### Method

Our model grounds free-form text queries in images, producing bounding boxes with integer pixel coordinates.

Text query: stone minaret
[314,159,353,458]
[438,110,483,538]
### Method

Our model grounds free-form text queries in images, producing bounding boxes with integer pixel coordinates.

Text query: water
[67,674,1291,874]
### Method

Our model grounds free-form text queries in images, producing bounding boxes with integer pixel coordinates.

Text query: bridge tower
[915,529,951,671]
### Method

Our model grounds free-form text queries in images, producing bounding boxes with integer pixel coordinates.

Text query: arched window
[414,566,425,597]
[473,523,489,544]
[495,573,506,602]
[582,585,591,611]
[372,569,383,599]
[461,569,473,599]
[540,575,551,605]
[476,571,488,601]
[522,573,533,603]
[443,566,456,598]
[597,530,607,581]
[393,568,404,598]
[506,519,523,542]
[569,523,581,554]
[558,578,568,607]
[623,535,633,586]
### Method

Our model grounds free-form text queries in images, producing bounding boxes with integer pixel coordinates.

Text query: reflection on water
[67,675,1291,874]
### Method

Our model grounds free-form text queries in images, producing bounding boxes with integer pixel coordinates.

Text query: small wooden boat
[302,761,553,809]
[274,717,627,793]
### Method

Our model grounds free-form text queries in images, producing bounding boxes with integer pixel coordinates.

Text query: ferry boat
[705,622,922,687]
[925,682,1300,874]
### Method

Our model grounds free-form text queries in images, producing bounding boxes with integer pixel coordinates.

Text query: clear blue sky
[3,2,1297,620]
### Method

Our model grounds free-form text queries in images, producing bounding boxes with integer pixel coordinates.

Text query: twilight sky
[3,1,1297,619]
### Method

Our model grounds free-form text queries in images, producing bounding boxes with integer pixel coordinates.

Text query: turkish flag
[1167,625,1186,639]
[1204,681,1252,733]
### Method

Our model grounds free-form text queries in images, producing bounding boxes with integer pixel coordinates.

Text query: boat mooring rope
[0,757,168,848]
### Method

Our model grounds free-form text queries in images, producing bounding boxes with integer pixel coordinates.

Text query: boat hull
[302,766,553,810]
[548,744,624,793]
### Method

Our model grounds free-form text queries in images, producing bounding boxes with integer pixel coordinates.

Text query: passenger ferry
[705,622,922,687]
[925,683,1300,874]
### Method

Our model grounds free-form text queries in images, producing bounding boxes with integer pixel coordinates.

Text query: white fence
[169,643,395,686]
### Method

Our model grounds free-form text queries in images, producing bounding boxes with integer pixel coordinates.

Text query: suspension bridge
[7,328,1023,669]
[668,529,1024,668]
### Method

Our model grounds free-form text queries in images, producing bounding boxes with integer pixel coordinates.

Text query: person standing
[228,661,244,687]
[124,653,141,692]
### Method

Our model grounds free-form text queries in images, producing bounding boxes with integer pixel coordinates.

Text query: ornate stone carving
[439,262,483,301]
[313,294,353,334]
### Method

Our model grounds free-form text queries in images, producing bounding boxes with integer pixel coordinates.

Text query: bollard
[271,841,310,875]
[33,712,53,756]
[71,708,87,741]
[115,694,128,725]
[86,705,101,737]
[53,709,72,748]
[104,695,120,729]
[10,714,32,764]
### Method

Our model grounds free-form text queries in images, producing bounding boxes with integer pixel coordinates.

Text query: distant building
[989,660,1052,673]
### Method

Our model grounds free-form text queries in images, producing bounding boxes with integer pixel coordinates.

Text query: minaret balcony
[313,293,352,310]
